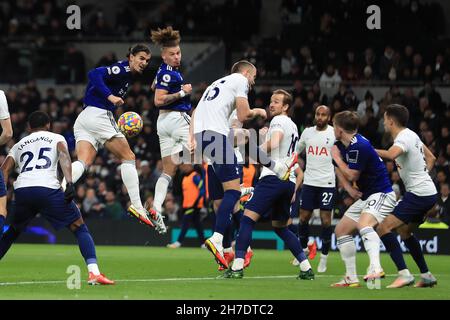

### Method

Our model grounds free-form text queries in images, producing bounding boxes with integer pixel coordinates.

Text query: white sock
[153,173,172,212]
[360,227,382,271]
[320,254,328,260]
[337,235,357,280]
[399,269,412,277]
[87,263,100,276]
[232,258,244,271]
[224,247,233,253]
[299,259,312,272]
[210,232,224,245]
[121,160,143,210]
[62,160,85,190]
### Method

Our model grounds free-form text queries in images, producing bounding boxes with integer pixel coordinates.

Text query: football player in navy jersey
[150,27,194,219]
[62,44,167,234]
[330,111,396,287]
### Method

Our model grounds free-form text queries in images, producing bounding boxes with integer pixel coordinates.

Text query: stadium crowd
[0,78,448,225]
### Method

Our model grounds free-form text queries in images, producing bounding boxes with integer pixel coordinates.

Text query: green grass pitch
[0,244,449,300]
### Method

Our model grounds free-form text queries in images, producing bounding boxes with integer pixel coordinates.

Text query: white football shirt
[0,90,10,120]
[8,131,67,190]
[297,125,336,188]
[193,73,249,136]
[260,115,299,183]
[393,128,437,196]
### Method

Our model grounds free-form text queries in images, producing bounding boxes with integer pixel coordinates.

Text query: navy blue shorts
[290,187,302,218]
[0,170,6,197]
[300,185,336,211]
[393,192,438,224]
[245,175,295,221]
[195,130,240,184]
[13,187,81,231]
[208,164,243,201]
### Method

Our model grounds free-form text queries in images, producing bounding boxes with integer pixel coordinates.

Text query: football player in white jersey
[221,89,313,279]
[295,105,336,272]
[192,61,297,269]
[376,104,438,288]
[211,109,254,271]
[0,111,113,285]
[0,90,13,236]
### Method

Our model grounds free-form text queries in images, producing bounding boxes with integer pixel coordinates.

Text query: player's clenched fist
[107,95,125,106]
[182,84,192,95]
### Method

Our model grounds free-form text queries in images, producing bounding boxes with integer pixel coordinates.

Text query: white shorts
[344,191,396,224]
[157,111,190,158]
[74,106,125,151]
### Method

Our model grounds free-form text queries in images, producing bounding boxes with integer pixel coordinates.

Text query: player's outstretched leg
[0,226,21,260]
[206,189,240,269]
[106,137,166,233]
[153,172,172,216]
[380,232,415,288]
[273,226,314,280]
[402,234,437,287]
[61,160,86,190]
[70,222,114,285]
[360,226,385,281]
[332,235,360,287]
[219,215,256,279]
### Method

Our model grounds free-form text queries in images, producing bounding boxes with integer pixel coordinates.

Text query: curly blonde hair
[150,26,181,48]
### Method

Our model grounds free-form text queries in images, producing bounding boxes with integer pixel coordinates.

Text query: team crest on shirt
[111,66,121,74]
[163,74,171,83]
[346,150,359,163]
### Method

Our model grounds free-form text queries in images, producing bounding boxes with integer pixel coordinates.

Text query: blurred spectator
[105,191,125,220]
[357,91,379,118]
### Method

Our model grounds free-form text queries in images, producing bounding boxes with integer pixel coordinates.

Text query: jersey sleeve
[269,116,286,134]
[347,142,368,171]
[0,90,10,120]
[87,67,113,98]
[393,133,409,153]
[234,75,249,98]
[155,69,180,91]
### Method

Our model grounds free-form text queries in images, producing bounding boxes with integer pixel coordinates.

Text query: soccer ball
[117,112,143,138]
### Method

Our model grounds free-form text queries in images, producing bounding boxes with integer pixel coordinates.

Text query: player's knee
[71,223,89,234]
[273,226,287,236]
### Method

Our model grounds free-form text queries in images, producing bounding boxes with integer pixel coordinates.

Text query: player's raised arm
[0,119,13,146]
[0,156,15,184]
[376,146,403,161]
[423,144,436,172]
[88,67,124,107]
[154,84,192,107]
[0,90,13,145]
[335,167,362,200]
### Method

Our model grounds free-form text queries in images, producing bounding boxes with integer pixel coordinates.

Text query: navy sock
[298,223,309,249]
[0,216,5,236]
[235,216,256,259]
[177,214,192,243]
[380,232,407,271]
[233,209,243,231]
[288,223,298,237]
[223,224,232,248]
[215,190,240,235]
[404,235,429,273]
[321,226,332,255]
[274,227,308,263]
[0,226,21,260]
[73,224,97,265]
